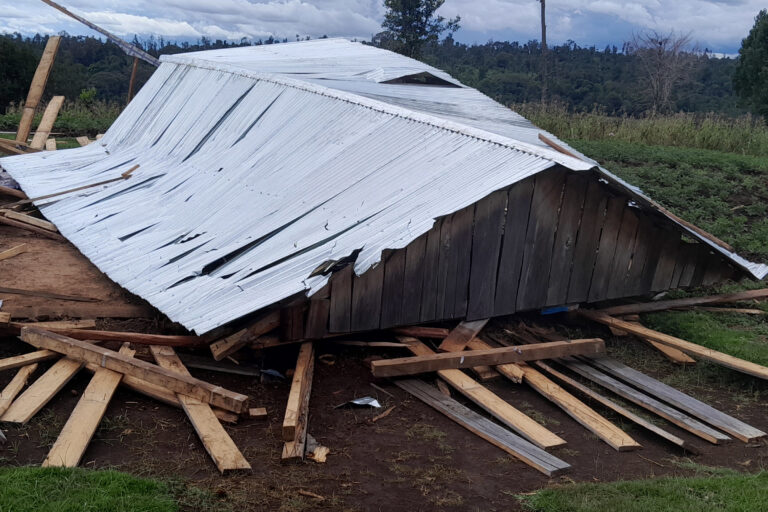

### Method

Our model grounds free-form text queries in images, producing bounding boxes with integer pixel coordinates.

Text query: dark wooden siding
[323,168,740,333]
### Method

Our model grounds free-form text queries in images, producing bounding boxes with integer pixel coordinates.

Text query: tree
[377,0,460,59]
[733,10,768,120]
[626,30,698,114]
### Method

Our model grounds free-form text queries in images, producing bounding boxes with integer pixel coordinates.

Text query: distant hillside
[0,33,747,117]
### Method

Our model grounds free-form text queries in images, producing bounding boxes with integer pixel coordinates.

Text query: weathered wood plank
[0,364,38,417]
[516,170,566,311]
[395,379,570,476]
[0,243,28,262]
[283,342,314,442]
[605,207,640,299]
[567,180,609,303]
[380,250,406,328]
[29,95,64,150]
[420,220,443,322]
[329,265,353,333]
[623,219,655,297]
[467,190,507,320]
[350,260,385,331]
[282,343,315,460]
[209,310,280,360]
[448,204,475,318]
[587,196,626,302]
[374,338,605,378]
[651,229,682,291]
[435,213,456,320]
[438,319,489,352]
[304,297,329,340]
[598,288,768,316]
[401,234,427,325]
[494,179,535,316]
[16,36,61,143]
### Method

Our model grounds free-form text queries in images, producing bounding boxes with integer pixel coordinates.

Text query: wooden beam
[586,356,765,442]
[438,319,489,352]
[1,210,57,232]
[0,364,38,417]
[1,323,202,346]
[0,139,36,155]
[0,287,98,302]
[21,328,249,413]
[467,338,639,451]
[1,357,83,424]
[395,379,570,476]
[210,310,280,360]
[581,310,768,381]
[392,326,450,339]
[534,361,698,453]
[626,321,696,365]
[29,96,64,149]
[599,289,768,316]
[0,216,65,240]
[0,244,28,262]
[16,36,61,143]
[678,306,766,315]
[401,338,565,449]
[8,320,96,331]
[0,350,60,372]
[127,57,139,101]
[562,357,731,444]
[43,344,135,467]
[283,342,315,441]
[149,346,250,473]
[371,338,605,378]
[282,343,315,460]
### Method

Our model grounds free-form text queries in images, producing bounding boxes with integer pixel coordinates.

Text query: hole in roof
[380,72,460,87]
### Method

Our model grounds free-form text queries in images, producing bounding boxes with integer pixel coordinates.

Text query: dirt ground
[0,328,766,512]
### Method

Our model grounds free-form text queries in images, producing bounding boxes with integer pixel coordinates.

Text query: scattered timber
[1,210,57,232]
[210,310,280,361]
[438,319,489,352]
[29,96,65,150]
[0,364,38,417]
[282,342,315,460]
[534,361,699,453]
[584,356,766,442]
[392,326,450,338]
[0,287,97,303]
[0,216,65,240]
[43,344,135,467]
[625,321,696,365]
[21,328,249,413]
[598,289,768,316]
[401,338,565,449]
[150,346,251,473]
[395,379,570,476]
[581,310,768,382]
[283,342,314,442]
[371,338,605,378]
[0,244,28,262]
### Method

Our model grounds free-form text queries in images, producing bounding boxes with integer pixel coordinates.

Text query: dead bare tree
[626,30,699,114]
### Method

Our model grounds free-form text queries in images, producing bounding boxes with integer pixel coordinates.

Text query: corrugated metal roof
[1,39,765,333]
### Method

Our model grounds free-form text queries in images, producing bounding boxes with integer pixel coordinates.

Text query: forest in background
[0,32,746,117]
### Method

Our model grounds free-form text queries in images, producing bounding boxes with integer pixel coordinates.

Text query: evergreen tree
[733,10,768,120]
[377,0,460,58]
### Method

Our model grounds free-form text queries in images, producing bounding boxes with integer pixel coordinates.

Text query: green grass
[519,470,768,512]
[0,99,121,136]
[0,467,177,512]
[567,139,768,261]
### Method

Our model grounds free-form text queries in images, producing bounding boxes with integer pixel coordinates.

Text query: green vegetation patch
[569,139,768,260]
[520,471,768,512]
[0,467,176,512]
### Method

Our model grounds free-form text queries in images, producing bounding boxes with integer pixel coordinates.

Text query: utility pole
[540,0,548,104]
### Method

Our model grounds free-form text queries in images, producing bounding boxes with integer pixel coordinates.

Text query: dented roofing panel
[1,39,765,334]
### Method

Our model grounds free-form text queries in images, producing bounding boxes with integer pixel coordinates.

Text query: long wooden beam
[149,346,250,473]
[282,342,314,441]
[210,310,280,360]
[580,310,768,381]
[371,338,605,378]
[43,344,135,467]
[16,36,61,143]
[0,364,38,417]
[401,338,565,449]
[2,324,202,347]
[21,328,249,413]
[0,217,65,240]
[282,342,315,460]
[598,289,768,316]
[29,96,64,149]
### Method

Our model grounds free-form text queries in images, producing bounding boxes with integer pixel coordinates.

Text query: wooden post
[16,36,61,143]
[127,57,139,102]
[29,95,64,149]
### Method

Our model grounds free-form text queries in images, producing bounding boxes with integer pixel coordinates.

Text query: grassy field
[0,100,121,136]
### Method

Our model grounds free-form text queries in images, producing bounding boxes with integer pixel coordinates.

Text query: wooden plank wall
[325,167,739,333]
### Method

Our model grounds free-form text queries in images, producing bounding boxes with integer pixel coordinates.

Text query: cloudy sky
[1,0,763,54]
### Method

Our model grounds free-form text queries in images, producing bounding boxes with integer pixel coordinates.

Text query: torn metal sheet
[335,397,382,409]
[1,39,764,335]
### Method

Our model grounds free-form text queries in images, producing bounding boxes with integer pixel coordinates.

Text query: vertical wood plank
[329,265,353,333]
[546,173,588,306]
[435,215,456,320]
[567,180,608,303]
[467,189,508,320]
[677,244,700,288]
[402,234,427,325]
[605,207,640,299]
[651,228,682,291]
[634,223,663,294]
[351,260,385,331]
[420,219,443,322]
[494,178,535,316]
[587,196,626,302]
[304,298,330,339]
[449,204,476,319]
[689,246,710,288]
[516,169,566,311]
[380,250,407,328]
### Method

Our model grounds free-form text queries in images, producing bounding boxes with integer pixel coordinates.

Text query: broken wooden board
[372,338,605,377]
[0,364,38,417]
[467,338,638,452]
[581,311,768,382]
[562,358,731,444]
[585,356,766,442]
[1,357,83,424]
[0,217,64,240]
[599,289,768,316]
[0,244,27,262]
[43,344,135,467]
[210,310,280,361]
[283,342,314,442]
[29,95,65,150]
[534,360,699,453]
[401,338,565,449]
[1,210,57,232]
[149,346,250,473]
[282,343,315,460]
[438,319,489,352]
[395,379,570,476]
[21,328,249,414]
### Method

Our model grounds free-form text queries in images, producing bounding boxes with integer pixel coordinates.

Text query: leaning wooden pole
[127,57,139,102]
[16,36,61,144]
